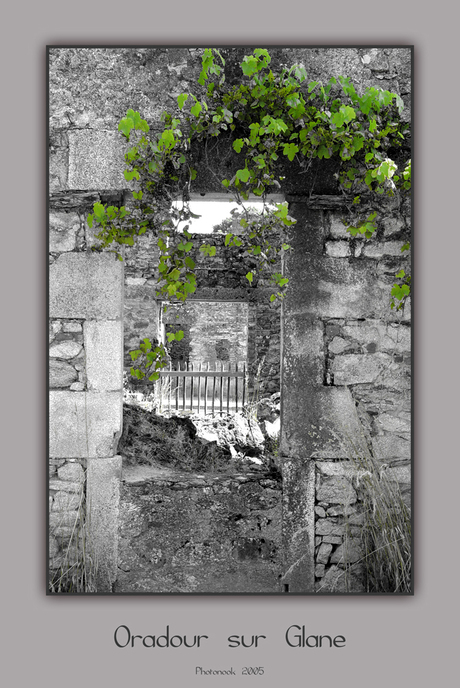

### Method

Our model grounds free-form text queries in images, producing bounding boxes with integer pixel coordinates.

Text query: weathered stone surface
[325,241,351,258]
[317,476,357,505]
[68,130,127,190]
[330,541,363,565]
[70,382,85,391]
[49,479,83,493]
[332,353,393,385]
[49,340,82,359]
[282,387,364,460]
[382,217,405,237]
[62,321,83,332]
[52,490,81,511]
[363,241,409,258]
[85,320,123,392]
[49,211,80,252]
[57,462,85,482]
[328,336,351,354]
[315,519,361,537]
[115,465,282,593]
[49,391,122,458]
[316,564,364,592]
[281,459,315,593]
[322,535,343,545]
[49,359,78,388]
[317,542,333,564]
[87,456,122,592]
[375,413,411,433]
[315,506,326,518]
[49,510,82,531]
[50,253,123,320]
[329,217,351,239]
[372,435,411,461]
[385,465,411,483]
[342,321,411,354]
[49,537,60,558]
[315,563,325,577]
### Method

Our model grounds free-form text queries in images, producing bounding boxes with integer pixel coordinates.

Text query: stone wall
[123,231,282,395]
[116,466,282,593]
[49,221,124,591]
[280,198,411,592]
[49,46,411,593]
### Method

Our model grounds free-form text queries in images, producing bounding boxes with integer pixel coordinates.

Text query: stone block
[49,510,82,532]
[316,564,364,593]
[285,250,394,320]
[49,479,83,493]
[49,341,82,359]
[87,456,122,592]
[317,542,333,564]
[50,253,123,320]
[317,475,357,505]
[57,462,85,482]
[328,336,351,354]
[282,318,324,386]
[315,519,346,537]
[49,391,122,458]
[85,321,123,392]
[52,490,82,511]
[281,459,315,593]
[363,241,408,258]
[330,541,362,565]
[49,212,80,252]
[281,387,364,460]
[332,353,393,385]
[385,465,411,484]
[375,413,411,433]
[382,217,405,237]
[325,241,351,258]
[342,321,411,354]
[68,130,126,189]
[329,217,351,239]
[371,435,411,462]
[62,321,83,333]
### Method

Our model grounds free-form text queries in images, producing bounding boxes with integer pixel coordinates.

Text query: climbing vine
[87,48,411,382]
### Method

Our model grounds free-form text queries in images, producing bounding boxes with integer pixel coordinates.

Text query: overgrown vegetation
[334,431,411,594]
[119,404,235,472]
[353,457,411,593]
[87,48,411,384]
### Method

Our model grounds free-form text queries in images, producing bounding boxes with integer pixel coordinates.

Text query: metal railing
[159,361,247,415]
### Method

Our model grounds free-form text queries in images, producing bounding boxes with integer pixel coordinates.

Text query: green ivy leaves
[87,48,411,382]
[118,109,149,139]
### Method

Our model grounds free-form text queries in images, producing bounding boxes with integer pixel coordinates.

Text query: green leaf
[246,272,253,283]
[233,139,244,153]
[283,143,299,161]
[93,202,106,221]
[191,102,202,117]
[236,168,250,183]
[241,55,259,77]
[118,116,134,138]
